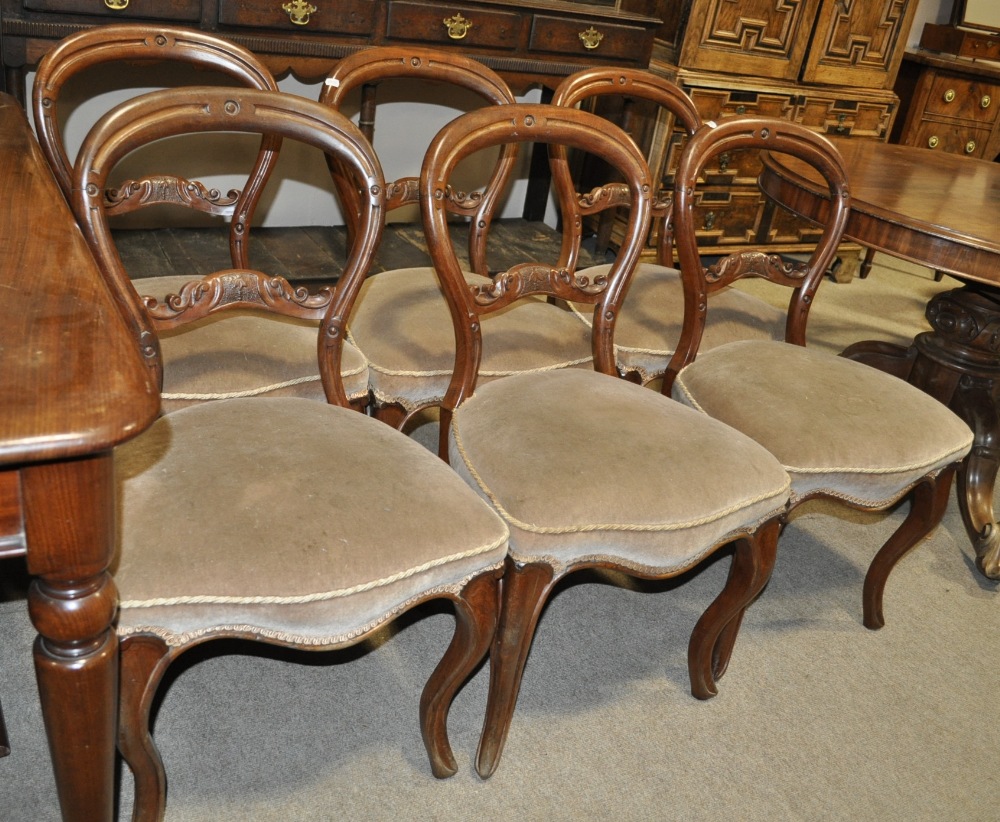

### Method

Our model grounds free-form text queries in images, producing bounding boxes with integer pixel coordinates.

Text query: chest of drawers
[1,0,664,95]
[893,49,1000,162]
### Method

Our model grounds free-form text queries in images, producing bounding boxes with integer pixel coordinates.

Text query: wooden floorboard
[113,219,599,284]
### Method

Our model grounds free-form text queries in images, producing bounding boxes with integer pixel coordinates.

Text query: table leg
[844,284,1000,580]
[22,454,119,822]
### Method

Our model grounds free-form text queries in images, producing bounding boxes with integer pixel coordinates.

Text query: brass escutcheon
[928,135,940,149]
[944,89,956,103]
[579,27,603,50]
[104,0,129,8]
[966,140,977,154]
[982,95,992,109]
[443,14,473,39]
[282,0,317,25]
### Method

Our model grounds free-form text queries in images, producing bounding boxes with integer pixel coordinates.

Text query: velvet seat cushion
[347,268,594,412]
[114,397,509,647]
[138,276,370,413]
[448,369,791,573]
[569,264,786,383]
[672,340,974,505]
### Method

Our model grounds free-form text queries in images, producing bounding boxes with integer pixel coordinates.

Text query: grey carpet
[2,257,998,821]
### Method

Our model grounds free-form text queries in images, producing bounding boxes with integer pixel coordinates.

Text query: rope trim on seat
[162,371,368,401]
[451,415,791,534]
[673,378,974,477]
[364,356,593,379]
[119,534,508,609]
[117,565,504,648]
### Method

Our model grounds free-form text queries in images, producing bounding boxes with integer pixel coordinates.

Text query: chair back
[32,24,280,269]
[665,117,852,387]
[421,103,653,414]
[550,67,702,270]
[71,87,384,408]
[319,46,518,275]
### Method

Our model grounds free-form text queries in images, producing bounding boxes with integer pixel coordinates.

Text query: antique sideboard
[0,0,667,96]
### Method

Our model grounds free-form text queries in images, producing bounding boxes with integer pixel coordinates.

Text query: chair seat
[139,275,369,412]
[448,368,790,573]
[672,340,974,505]
[569,264,786,382]
[348,268,594,411]
[114,397,509,647]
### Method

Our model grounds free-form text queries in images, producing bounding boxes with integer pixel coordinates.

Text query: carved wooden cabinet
[0,0,665,95]
[635,0,919,277]
[892,49,1000,162]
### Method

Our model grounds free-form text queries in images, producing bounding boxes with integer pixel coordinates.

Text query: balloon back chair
[32,25,370,412]
[666,117,973,629]
[319,47,595,429]
[550,67,788,385]
[71,86,510,821]
[419,103,792,777]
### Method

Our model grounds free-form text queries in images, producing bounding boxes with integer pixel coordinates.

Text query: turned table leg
[22,454,119,822]
[844,284,1000,580]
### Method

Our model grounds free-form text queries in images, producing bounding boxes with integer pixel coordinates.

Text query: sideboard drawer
[528,15,651,63]
[908,119,993,158]
[385,2,521,50]
[218,0,377,35]
[23,0,201,21]
[922,73,999,125]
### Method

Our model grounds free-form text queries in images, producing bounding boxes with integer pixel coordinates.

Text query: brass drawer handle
[928,135,940,149]
[703,211,716,231]
[282,0,317,25]
[982,95,992,109]
[943,89,956,103]
[966,140,977,154]
[104,0,128,8]
[443,14,473,39]
[579,27,604,50]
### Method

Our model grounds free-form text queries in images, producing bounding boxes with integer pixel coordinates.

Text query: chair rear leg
[420,568,500,778]
[475,559,557,780]
[688,518,779,700]
[118,633,174,822]
[0,696,9,756]
[863,465,956,630]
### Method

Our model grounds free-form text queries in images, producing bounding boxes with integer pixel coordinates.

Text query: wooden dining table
[759,136,1000,581]
[0,92,159,820]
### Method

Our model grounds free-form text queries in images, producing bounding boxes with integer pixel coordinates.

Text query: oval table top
[759,138,1000,287]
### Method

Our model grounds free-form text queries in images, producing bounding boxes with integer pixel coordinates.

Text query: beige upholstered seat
[666,117,973,630]
[71,87,508,821]
[420,102,791,778]
[550,67,786,384]
[319,47,592,428]
[32,24,369,413]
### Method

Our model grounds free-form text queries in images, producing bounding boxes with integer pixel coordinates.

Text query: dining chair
[420,102,792,778]
[32,24,370,413]
[319,47,594,429]
[550,67,787,385]
[71,86,510,821]
[666,117,974,629]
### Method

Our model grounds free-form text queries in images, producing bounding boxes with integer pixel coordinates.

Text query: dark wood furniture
[759,137,1000,580]
[631,0,919,279]
[0,0,665,97]
[0,91,159,821]
[423,101,789,779]
[893,49,1000,162]
[665,118,969,631]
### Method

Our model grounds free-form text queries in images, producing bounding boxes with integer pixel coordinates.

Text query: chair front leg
[420,568,501,778]
[475,558,558,779]
[863,465,956,630]
[118,633,175,822]
[688,517,780,700]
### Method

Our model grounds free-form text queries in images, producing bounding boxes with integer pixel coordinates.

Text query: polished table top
[0,92,158,466]
[759,137,1000,286]
[0,91,158,821]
